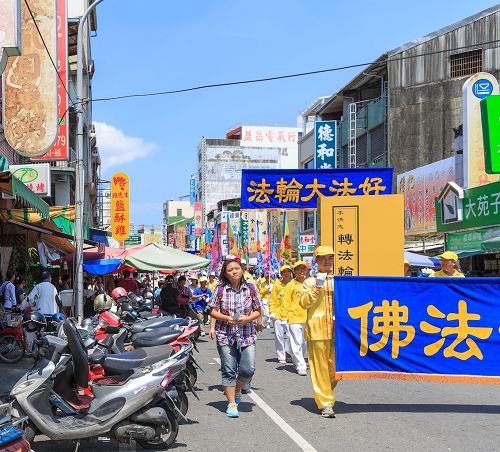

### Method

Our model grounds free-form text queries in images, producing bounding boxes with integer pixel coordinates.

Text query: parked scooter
[5,319,189,449]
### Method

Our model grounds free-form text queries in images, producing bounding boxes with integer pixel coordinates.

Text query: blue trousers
[217,342,256,387]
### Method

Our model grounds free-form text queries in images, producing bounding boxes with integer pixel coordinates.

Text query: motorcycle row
[0,286,203,450]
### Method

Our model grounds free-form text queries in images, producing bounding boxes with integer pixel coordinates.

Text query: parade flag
[271,236,280,277]
[210,221,221,273]
[281,212,292,263]
[334,276,500,384]
[255,218,263,275]
[228,223,238,255]
[199,234,205,257]
[297,225,302,261]
[204,226,212,260]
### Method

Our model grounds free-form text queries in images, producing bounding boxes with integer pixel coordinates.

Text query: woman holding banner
[300,246,337,418]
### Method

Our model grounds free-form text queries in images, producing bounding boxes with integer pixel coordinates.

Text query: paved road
[1,328,500,451]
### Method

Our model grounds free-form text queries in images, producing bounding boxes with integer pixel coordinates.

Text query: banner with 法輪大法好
[334,276,500,384]
[241,168,393,209]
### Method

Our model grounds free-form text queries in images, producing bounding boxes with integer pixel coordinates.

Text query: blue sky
[91,0,499,225]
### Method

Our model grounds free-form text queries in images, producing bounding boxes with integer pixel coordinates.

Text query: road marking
[213,358,317,452]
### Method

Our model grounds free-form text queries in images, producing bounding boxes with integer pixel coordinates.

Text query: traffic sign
[472,79,494,99]
[480,95,500,174]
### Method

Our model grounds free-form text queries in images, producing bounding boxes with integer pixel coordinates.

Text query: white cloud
[93,122,157,170]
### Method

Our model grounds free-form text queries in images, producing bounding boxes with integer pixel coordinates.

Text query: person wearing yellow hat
[269,264,293,363]
[258,273,273,328]
[404,259,411,277]
[300,245,337,418]
[430,251,465,277]
[282,261,308,376]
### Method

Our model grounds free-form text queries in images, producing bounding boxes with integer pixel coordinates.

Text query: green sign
[125,234,141,245]
[481,95,500,174]
[446,227,500,251]
[436,181,500,232]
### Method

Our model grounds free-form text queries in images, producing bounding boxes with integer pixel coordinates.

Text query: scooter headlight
[11,380,36,395]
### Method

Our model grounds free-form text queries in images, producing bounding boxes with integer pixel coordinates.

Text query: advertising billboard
[111,172,130,242]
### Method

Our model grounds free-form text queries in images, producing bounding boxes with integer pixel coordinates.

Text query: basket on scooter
[0,313,23,328]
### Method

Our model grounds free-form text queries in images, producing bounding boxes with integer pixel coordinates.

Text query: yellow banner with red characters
[111,172,130,242]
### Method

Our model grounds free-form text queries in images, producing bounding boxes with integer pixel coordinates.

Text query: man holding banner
[300,246,337,418]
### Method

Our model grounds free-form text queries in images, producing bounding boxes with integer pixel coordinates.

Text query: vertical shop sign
[194,201,203,237]
[0,0,21,77]
[3,0,59,157]
[333,206,359,276]
[32,0,68,160]
[111,172,130,241]
[314,121,336,169]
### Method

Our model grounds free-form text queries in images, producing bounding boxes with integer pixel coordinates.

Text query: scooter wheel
[172,388,189,418]
[186,361,197,386]
[23,421,38,443]
[0,334,25,363]
[136,406,179,450]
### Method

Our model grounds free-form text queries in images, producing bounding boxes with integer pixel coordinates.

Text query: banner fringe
[335,371,500,385]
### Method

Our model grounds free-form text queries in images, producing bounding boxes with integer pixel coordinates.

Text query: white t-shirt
[28,281,58,315]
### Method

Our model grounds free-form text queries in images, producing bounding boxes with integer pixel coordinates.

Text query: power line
[91,39,500,103]
[24,0,73,115]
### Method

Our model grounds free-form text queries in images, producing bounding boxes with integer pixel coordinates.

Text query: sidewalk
[0,358,34,395]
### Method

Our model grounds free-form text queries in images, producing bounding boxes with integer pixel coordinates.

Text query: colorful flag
[297,224,302,261]
[210,221,221,273]
[228,223,238,255]
[199,234,205,257]
[281,211,292,263]
[204,225,212,259]
[256,217,263,275]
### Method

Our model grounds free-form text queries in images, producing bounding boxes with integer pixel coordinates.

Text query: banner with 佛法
[334,276,500,384]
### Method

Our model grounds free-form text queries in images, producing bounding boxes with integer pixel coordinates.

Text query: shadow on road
[290,397,500,415]
[207,400,255,413]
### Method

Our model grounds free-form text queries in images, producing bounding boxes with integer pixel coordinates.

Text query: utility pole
[75,0,104,320]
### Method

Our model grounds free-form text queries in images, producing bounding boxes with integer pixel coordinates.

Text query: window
[176,208,182,216]
[303,158,314,169]
[450,49,482,78]
[304,211,315,231]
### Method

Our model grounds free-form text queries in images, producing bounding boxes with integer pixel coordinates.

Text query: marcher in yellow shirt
[258,274,272,328]
[208,272,219,293]
[269,265,292,363]
[429,251,465,277]
[300,246,336,418]
[282,261,308,376]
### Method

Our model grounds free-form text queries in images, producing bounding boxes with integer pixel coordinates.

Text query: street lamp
[75,0,105,320]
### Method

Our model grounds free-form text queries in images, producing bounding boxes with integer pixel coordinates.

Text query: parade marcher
[192,276,212,336]
[240,259,256,287]
[208,272,218,293]
[27,271,62,316]
[269,265,293,364]
[429,251,465,277]
[258,273,273,328]
[404,259,411,276]
[0,271,18,323]
[117,269,140,293]
[208,257,262,418]
[300,246,337,418]
[283,261,308,376]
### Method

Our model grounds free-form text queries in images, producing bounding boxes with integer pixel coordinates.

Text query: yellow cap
[280,265,292,273]
[293,260,307,269]
[404,259,410,265]
[438,251,459,262]
[199,276,208,283]
[315,245,334,257]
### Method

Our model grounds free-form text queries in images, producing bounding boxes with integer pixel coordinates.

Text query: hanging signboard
[111,172,130,241]
[314,120,336,169]
[32,0,69,161]
[298,234,315,254]
[194,201,203,237]
[335,276,500,384]
[3,0,59,157]
[3,163,52,197]
[0,0,21,77]
[241,168,393,209]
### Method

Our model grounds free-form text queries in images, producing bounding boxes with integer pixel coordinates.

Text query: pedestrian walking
[208,257,262,418]
[429,251,465,277]
[192,276,212,336]
[269,265,293,364]
[300,246,337,418]
[27,271,62,316]
[0,271,18,324]
[283,261,308,376]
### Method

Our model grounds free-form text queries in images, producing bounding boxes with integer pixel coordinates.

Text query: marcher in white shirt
[27,271,62,315]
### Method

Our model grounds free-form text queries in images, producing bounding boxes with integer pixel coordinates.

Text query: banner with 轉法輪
[241,168,393,209]
[334,276,500,384]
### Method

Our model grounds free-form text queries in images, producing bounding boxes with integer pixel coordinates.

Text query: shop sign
[32,0,69,161]
[111,172,130,241]
[238,126,299,148]
[480,95,500,174]
[194,201,202,237]
[397,157,455,234]
[0,0,21,76]
[241,168,393,209]
[6,163,51,196]
[446,227,500,252]
[298,234,315,254]
[314,121,336,169]
[189,178,196,205]
[125,234,141,246]
[3,0,59,157]
[436,181,500,232]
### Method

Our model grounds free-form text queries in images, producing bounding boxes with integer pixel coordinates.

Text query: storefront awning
[0,171,50,219]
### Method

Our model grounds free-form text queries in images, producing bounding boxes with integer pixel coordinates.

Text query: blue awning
[89,228,109,246]
[83,258,122,275]
[404,251,440,268]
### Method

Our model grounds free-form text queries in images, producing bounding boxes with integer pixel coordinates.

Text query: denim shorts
[217,342,256,387]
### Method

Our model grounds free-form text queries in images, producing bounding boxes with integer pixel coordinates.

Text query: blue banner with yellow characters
[240,168,393,209]
[334,276,500,384]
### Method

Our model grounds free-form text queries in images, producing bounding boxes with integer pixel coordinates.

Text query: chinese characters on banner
[334,276,500,383]
[314,121,336,169]
[333,207,359,276]
[298,234,315,254]
[31,0,68,161]
[111,172,130,242]
[238,126,299,148]
[241,168,393,209]
[194,202,203,237]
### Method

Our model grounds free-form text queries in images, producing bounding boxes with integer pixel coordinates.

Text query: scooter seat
[131,327,182,348]
[102,344,173,375]
[88,348,106,365]
[129,317,186,334]
[140,312,157,320]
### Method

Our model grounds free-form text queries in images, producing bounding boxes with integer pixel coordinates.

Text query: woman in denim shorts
[208,257,262,418]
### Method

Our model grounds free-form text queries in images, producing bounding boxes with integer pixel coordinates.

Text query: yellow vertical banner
[111,172,130,242]
[333,206,359,276]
